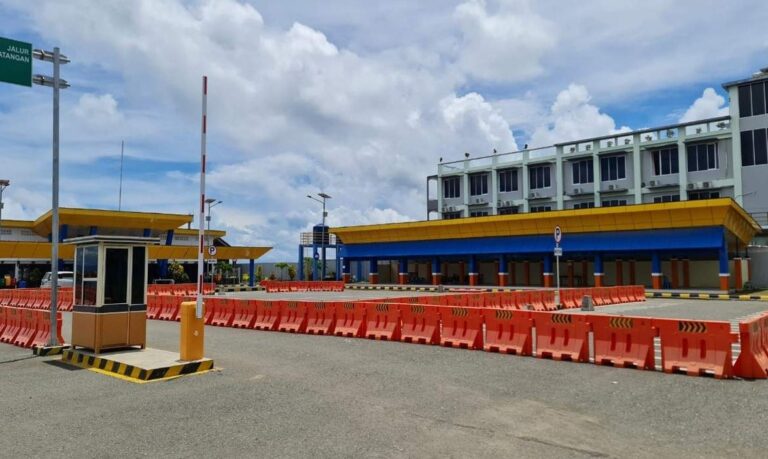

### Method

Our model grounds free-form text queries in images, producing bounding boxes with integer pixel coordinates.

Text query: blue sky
[0,0,766,261]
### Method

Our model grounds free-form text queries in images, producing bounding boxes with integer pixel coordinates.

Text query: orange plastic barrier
[261,280,345,293]
[58,287,73,311]
[305,302,336,335]
[0,307,21,343]
[146,294,161,319]
[528,290,547,311]
[654,318,737,378]
[482,309,533,355]
[592,287,608,306]
[252,300,281,331]
[30,310,64,348]
[210,298,235,327]
[618,287,630,303]
[363,302,401,341]
[12,308,37,347]
[589,315,656,370]
[148,283,215,296]
[157,295,180,321]
[333,302,366,338]
[560,289,577,309]
[0,307,5,335]
[542,291,556,311]
[733,313,768,379]
[278,301,308,333]
[609,287,622,304]
[400,304,440,345]
[231,300,256,328]
[440,307,483,350]
[532,312,590,362]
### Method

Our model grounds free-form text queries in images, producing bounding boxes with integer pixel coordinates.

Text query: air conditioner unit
[607,141,613,147]
[649,180,659,187]
[687,183,695,190]
[569,146,576,153]
[503,201,512,207]
[702,181,711,188]
[585,144,592,151]
[529,191,540,199]
[573,187,583,195]
[624,138,631,145]
[607,184,616,191]
[475,198,482,204]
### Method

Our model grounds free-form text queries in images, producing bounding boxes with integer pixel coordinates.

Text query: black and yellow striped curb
[646,292,768,301]
[32,345,70,356]
[215,285,263,293]
[347,284,518,293]
[61,349,214,383]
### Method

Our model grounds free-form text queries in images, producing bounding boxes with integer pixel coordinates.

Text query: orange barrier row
[147,283,215,296]
[0,306,64,349]
[260,280,345,293]
[381,286,645,310]
[734,313,768,379]
[0,288,74,311]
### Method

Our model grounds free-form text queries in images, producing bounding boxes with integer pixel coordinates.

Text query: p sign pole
[554,226,562,307]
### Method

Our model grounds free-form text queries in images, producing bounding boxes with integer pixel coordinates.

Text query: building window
[530,205,552,213]
[738,82,768,118]
[652,147,679,175]
[498,206,519,215]
[601,199,627,207]
[573,201,595,209]
[571,159,594,184]
[529,165,551,189]
[686,143,718,172]
[0,229,11,236]
[443,211,462,219]
[469,173,488,196]
[688,190,720,200]
[498,169,518,192]
[443,176,460,199]
[469,210,489,217]
[741,129,768,166]
[600,155,626,181]
[653,195,680,203]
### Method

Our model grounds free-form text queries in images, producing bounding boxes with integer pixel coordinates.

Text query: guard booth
[67,235,158,354]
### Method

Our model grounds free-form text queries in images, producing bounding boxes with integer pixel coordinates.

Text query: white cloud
[441,92,518,153]
[678,88,729,123]
[529,84,630,147]
[453,0,556,82]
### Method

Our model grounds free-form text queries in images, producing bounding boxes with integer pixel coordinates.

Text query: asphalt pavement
[1,296,768,458]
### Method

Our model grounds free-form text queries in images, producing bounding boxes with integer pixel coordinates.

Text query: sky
[0,0,766,261]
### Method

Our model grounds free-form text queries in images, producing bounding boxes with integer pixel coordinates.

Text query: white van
[40,271,74,288]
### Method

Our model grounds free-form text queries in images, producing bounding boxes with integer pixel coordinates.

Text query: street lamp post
[204,198,222,277]
[0,179,9,242]
[307,192,332,280]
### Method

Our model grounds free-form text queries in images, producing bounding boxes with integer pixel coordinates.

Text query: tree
[287,264,296,280]
[255,265,263,282]
[304,257,313,280]
[168,260,190,283]
[274,262,289,280]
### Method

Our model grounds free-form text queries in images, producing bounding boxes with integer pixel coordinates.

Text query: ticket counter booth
[67,235,158,354]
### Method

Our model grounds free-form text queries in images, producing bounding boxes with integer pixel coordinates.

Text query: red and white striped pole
[196,75,208,319]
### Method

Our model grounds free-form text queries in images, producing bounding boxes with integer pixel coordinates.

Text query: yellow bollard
[180,301,205,361]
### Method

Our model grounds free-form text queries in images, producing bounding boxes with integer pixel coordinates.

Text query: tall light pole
[204,198,222,277]
[0,179,9,242]
[307,192,332,279]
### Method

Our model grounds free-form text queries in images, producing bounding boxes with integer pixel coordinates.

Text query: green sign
[0,37,32,87]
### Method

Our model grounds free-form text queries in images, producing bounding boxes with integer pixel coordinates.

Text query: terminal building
[331,67,768,291]
[0,208,270,286]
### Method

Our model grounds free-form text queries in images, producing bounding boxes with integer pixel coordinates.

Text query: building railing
[300,232,338,246]
[750,212,768,229]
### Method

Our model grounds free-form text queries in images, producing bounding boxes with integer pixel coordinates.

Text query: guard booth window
[75,245,98,306]
[132,247,146,305]
[105,248,129,305]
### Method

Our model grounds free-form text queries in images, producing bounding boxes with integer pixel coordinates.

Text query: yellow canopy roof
[332,198,761,245]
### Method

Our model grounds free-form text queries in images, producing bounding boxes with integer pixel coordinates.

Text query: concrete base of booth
[61,348,214,383]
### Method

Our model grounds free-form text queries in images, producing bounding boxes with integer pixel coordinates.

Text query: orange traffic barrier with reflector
[532,312,590,362]
[560,289,577,309]
[589,315,656,370]
[733,313,768,379]
[252,300,281,331]
[654,318,737,378]
[333,302,366,338]
[231,300,257,328]
[364,302,401,341]
[210,298,235,327]
[306,302,336,335]
[482,309,533,355]
[157,296,179,321]
[529,291,546,311]
[440,307,483,350]
[12,308,37,347]
[278,301,308,333]
[0,307,6,335]
[400,304,440,345]
[0,307,21,343]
